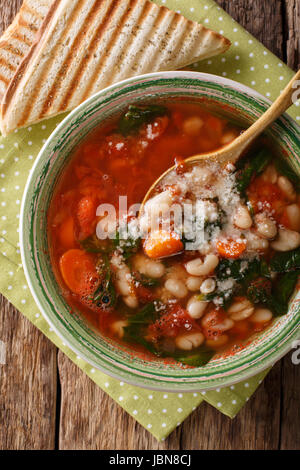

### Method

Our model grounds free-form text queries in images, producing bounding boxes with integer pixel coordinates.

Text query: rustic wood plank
[58,351,181,450]
[0,296,57,450]
[180,363,281,450]
[216,0,284,60]
[280,351,300,449]
[284,0,300,69]
[276,0,300,451]
[0,0,57,451]
[0,0,22,34]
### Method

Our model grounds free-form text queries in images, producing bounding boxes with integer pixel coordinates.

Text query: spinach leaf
[216,258,247,281]
[132,271,159,288]
[91,256,117,309]
[175,349,215,367]
[269,271,299,316]
[125,302,157,325]
[124,303,215,365]
[204,290,235,310]
[118,104,168,136]
[80,235,113,254]
[208,258,270,308]
[274,157,300,192]
[246,270,298,316]
[204,208,226,238]
[158,345,214,367]
[113,230,141,260]
[236,148,271,196]
[247,277,272,304]
[216,257,265,283]
[270,247,300,273]
[123,302,159,354]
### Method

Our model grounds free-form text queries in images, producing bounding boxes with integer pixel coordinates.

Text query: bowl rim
[20,70,300,392]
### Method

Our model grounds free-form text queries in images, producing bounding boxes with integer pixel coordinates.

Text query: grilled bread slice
[0,0,53,101]
[0,0,231,136]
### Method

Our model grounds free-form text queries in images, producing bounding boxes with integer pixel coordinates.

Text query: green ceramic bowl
[20,71,300,392]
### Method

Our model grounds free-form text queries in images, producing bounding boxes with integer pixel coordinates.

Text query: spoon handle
[197,69,300,164]
[236,69,300,151]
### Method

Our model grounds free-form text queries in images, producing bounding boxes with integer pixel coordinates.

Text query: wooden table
[0,0,299,451]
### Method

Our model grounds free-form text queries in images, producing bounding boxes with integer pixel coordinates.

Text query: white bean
[250,308,273,323]
[285,204,300,232]
[191,165,213,185]
[116,277,131,296]
[183,116,204,136]
[111,254,138,303]
[140,190,173,234]
[271,228,300,251]
[227,298,254,321]
[200,278,216,295]
[185,254,219,276]
[201,311,234,332]
[110,320,128,339]
[246,232,269,252]
[146,261,165,278]
[255,214,277,239]
[262,165,278,184]
[186,276,203,291]
[175,332,205,351]
[234,205,253,229]
[165,278,188,299]
[213,318,234,332]
[187,295,208,319]
[220,130,238,145]
[144,190,173,212]
[133,254,165,278]
[206,334,229,349]
[123,296,139,309]
[278,176,296,201]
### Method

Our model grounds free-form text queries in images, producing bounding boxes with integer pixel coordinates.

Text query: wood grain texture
[58,351,181,450]
[180,363,282,450]
[0,0,22,33]
[0,0,299,450]
[0,0,57,451]
[280,352,300,449]
[284,0,300,69]
[217,0,285,60]
[0,297,57,450]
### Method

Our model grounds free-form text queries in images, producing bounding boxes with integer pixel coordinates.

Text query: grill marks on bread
[0,0,53,100]
[0,0,231,135]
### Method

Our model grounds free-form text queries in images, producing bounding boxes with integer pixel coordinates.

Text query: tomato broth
[48,102,300,367]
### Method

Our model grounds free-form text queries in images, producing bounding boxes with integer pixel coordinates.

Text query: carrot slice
[59,216,76,249]
[216,238,246,259]
[143,230,183,259]
[59,249,99,295]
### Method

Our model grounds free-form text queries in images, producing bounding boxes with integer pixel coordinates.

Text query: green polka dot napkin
[0,0,298,441]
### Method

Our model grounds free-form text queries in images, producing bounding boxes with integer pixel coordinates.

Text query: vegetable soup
[48,103,300,367]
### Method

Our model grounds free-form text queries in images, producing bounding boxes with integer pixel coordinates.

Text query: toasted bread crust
[0,0,53,100]
[1,0,231,136]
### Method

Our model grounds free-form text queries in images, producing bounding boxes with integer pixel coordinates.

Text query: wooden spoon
[141,69,300,209]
